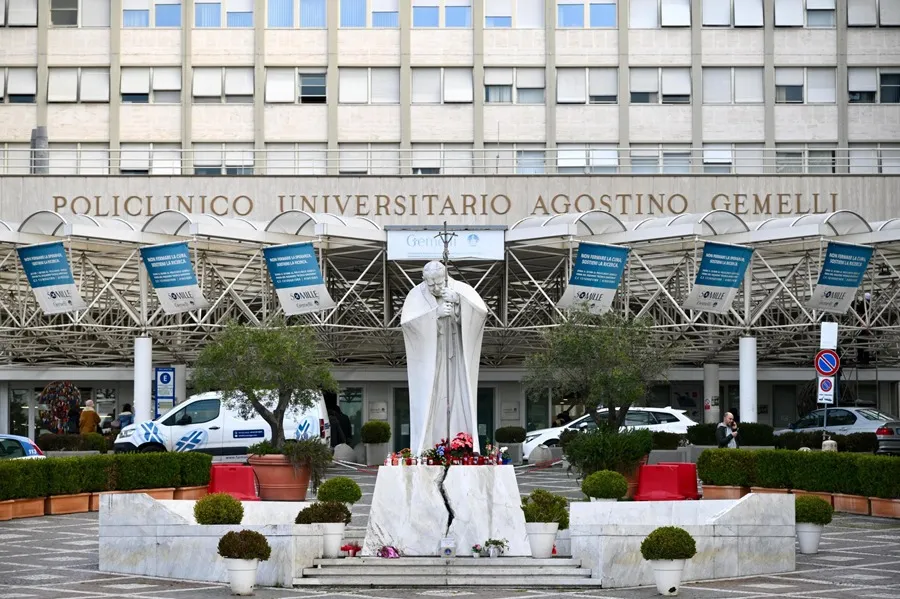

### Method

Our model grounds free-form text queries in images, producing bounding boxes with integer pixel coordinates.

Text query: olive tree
[523,310,673,431]
[192,322,337,449]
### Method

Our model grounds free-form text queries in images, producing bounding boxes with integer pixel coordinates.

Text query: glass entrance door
[477,388,495,450]
[393,387,410,452]
[9,389,30,438]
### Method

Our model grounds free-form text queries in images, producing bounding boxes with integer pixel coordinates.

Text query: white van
[113,391,331,458]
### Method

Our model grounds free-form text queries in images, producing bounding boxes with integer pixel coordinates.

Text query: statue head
[422,261,447,298]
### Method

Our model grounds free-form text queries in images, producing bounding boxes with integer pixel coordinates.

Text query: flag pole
[435,222,457,447]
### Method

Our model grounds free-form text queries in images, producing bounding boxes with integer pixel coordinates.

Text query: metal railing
[2,147,898,176]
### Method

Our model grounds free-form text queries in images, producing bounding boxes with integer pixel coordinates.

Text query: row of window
[1,142,897,175]
[3,0,898,29]
[4,65,897,106]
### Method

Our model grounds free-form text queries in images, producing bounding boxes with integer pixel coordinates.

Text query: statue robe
[400,277,488,456]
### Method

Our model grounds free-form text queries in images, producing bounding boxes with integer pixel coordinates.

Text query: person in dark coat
[716,412,740,448]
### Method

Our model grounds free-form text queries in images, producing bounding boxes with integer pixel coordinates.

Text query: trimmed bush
[856,454,900,499]
[317,477,362,504]
[754,450,798,489]
[114,453,181,491]
[558,429,579,450]
[790,451,862,494]
[581,470,628,499]
[81,454,117,493]
[217,530,271,561]
[688,423,775,447]
[296,501,352,525]
[0,459,49,500]
[521,489,569,530]
[46,457,85,496]
[563,427,652,477]
[178,452,213,487]
[652,431,683,451]
[640,526,697,561]
[195,492,244,525]
[795,495,833,526]
[686,423,717,446]
[36,433,109,454]
[360,421,391,444]
[494,427,527,443]
[696,448,757,487]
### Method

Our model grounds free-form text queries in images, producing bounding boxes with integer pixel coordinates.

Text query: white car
[523,407,698,461]
[114,391,331,458]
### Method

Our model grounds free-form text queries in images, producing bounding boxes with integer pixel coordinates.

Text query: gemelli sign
[139,242,210,315]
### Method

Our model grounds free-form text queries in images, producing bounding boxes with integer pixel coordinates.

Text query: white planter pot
[321,522,346,558]
[796,523,824,555]
[525,522,559,559]
[472,552,480,558]
[650,559,685,596]
[224,558,258,596]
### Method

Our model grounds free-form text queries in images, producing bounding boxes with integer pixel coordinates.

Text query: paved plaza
[1,465,898,599]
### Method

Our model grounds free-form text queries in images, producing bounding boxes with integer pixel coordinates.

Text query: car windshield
[857,409,894,421]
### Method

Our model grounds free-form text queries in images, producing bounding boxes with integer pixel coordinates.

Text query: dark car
[876,421,900,455]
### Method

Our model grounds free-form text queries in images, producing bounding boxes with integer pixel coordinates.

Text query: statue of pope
[401,261,488,456]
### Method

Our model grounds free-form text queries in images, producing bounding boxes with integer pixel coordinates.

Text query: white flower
[500,446,508,452]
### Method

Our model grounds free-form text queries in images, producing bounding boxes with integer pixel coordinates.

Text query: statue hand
[439,302,454,318]
[442,288,459,304]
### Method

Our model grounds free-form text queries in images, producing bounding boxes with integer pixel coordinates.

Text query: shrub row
[0,452,212,501]
[686,423,776,447]
[697,448,900,499]
[773,431,878,453]
[37,433,111,454]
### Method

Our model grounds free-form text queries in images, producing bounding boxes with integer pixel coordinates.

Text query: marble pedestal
[570,494,796,588]
[99,493,321,586]
[363,465,531,557]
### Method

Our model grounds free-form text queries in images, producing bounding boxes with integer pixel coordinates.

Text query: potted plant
[521,489,569,559]
[484,538,509,558]
[494,427,526,465]
[640,526,696,596]
[194,492,244,525]
[471,543,483,558]
[192,323,338,501]
[795,495,833,555]
[217,530,271,596]
[296,501,352,558]
[581,470,628,502]
[317,476,363,507]
[342,542,362,557]
[246,438,332,501]
[361,421,391,466]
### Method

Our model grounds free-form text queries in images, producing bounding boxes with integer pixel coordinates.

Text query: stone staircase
[294,557,601,587]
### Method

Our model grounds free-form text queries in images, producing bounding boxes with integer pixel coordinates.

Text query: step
[311,557,581,567]
[294,576,604,587]
[303,566,590,576]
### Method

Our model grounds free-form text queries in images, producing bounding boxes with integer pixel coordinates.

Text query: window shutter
[807,68,836,103]
[339,144,369,173]
[630,68,659,92]
[7,68,37,95]
[848,0,877,25]
[371,68,400,103]
[151,146,182,175]
[485,0,512,15]
[443,145,473,175]
[80,145,110,175]
[774,0,804,26]
[121,68,151,94]
[516,68,545,88]
[225,144,254,166]
[734,68,764,102]
[120,144,151,171]
[412,144,442,168]
[224,68,254,95]
[48,69,79,102]
[412,69,442,103]
[630,0,659,27]
[82,0,112,27]
[660,0,691,26]
[193,68,223,97]
[193,144,223,166]
[227,0,253,10]
[703,145,733,163]
[80,69,110,102]
[703,69,732,103]
[516,0,544,27]
[443,68,473,103]
[848,68,877,91]
[557,145,587,168]
[775,68,804,86]
[123,0,150,8]
[8,0,38,26]
[152,67,182,90]
[881,0,900,25]
[590,146,618,168]
[339,68,369,103]
[662,69,691,95]
[266,68,296,103]
[49,144,78,175]
[807,0,835,8]
[734,0,764,26]
[372,0,399,10]
[557,68,587,102]
[485,68,514,86]
[702,0,730,25]
[588,68,617,96]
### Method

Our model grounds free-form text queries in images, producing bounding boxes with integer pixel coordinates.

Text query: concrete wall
[1,175,898,225]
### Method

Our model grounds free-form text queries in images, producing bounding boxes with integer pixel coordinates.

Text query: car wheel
[138,444,166,453]
[544,439,559,447]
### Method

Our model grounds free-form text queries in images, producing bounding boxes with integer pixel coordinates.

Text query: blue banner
[140,242,209,314]
[16,242,87,314]
[263,243,335,315]
[557,243,629,314]
[809,242,874,313]
[683,242,753,314]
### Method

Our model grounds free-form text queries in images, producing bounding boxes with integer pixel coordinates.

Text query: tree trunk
[247,393,286,450]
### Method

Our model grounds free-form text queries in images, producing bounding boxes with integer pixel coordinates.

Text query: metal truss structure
[1,209,899,370]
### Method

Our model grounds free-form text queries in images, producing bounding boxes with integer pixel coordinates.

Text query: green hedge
[0,452,212,500]
[687,423,775,446]
[774,432,878,453]
[651,432,683,450]
[697,448,900,498]
[37,433,110,454]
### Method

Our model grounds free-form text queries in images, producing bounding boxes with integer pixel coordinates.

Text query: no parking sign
[817,376,835,405]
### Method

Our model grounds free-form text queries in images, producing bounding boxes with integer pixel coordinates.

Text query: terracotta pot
[750,487,790,494]
[792,490,833,506]
[832,493,870,516]
[248,454,311,500]
[174,486,209,500]
[702,485,748,499]
[90,493,102,512]
[869,497,900,519]
[0,500,12,521]
[45,493,91,515]
[127,488,176,500]
[11,498,45,519]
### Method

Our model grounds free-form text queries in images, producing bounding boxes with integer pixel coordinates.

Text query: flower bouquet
[471,543,483,558]
[342,542,362,557]
[379,545,401,559]
[484,538,509,558]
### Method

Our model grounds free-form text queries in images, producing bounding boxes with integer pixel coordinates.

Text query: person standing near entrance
[716,412,740,448]
[79,400,101,435]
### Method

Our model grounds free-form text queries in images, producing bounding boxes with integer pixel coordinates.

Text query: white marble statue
[401,260,488,455]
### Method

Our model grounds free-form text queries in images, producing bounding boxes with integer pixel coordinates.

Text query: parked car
[0,434,45,460]
[114,391,331,456]
[876,421,900,455]
[523,407,698,462]
[773,407,896,437]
